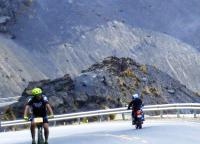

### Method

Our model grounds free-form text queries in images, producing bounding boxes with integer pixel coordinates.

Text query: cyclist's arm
[46,104,54,116]
[24,105,30,117]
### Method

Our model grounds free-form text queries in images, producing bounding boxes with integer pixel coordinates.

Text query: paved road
[0,120,200,144]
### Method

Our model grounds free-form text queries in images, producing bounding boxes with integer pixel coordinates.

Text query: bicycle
[33,117,44,144]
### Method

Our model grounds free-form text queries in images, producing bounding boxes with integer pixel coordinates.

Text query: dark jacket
[128,98,143,111]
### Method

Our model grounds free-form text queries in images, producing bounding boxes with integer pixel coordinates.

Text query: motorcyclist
[24,88,54,144]
[127,93,144,124]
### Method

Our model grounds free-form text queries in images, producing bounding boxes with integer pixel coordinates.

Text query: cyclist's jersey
[27,95,49,117]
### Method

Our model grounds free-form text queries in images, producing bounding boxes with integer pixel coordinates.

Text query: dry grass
[141,86,160,96]
[122,68,135,77]
[139,65,148,74]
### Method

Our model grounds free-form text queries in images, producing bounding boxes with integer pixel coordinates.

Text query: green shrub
[3,107,16,120]
[81,117,88,123]
[109,114,116,120]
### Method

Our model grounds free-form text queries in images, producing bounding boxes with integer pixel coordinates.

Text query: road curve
[0,120,200,144]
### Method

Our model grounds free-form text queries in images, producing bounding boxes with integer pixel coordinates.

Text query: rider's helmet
[132,93,139,99]
[32,87,42,96]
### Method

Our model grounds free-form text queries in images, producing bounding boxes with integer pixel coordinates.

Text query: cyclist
[24,87,54,144]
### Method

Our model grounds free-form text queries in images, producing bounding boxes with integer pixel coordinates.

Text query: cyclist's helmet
[32,87,42,96]
[132,93,139,99]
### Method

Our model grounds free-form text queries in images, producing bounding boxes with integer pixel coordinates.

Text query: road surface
[0,120,199,144]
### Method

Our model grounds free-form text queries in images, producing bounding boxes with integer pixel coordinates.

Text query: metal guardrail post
[0,111,2,132]
[53,121,56,126]
[0,111,4,132]
[98,116,102,122]
[160,110,163,118]
[194,110,197,118]
[177,109,180,118]
[122,113,125,120]
[77,118,81,124]
[107,115,110,121]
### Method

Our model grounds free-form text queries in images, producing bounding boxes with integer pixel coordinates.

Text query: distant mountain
[6,0,200,49]
[10,57,200,119]
[1,0,200,98]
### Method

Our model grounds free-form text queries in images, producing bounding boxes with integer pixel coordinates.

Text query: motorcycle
[132,109,144,129]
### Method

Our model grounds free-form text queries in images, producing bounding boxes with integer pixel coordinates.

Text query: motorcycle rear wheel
[135,123,142,129]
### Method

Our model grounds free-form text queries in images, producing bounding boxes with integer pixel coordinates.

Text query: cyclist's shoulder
[27,96,34,104]
[41,94,48,102]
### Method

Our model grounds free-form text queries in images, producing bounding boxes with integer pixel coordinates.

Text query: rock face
[1,0,200,98]
[11,57,200,118]
[0,0,32,33]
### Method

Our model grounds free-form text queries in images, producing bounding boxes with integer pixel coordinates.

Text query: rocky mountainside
[0,0,32,33]
[10,57,200,119]
[5,0,200,49]
[1,0,200,98]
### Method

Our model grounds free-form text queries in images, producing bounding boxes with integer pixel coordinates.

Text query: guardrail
[0,96,21,102]
[0,96,21,107]
[1,103,200,129]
